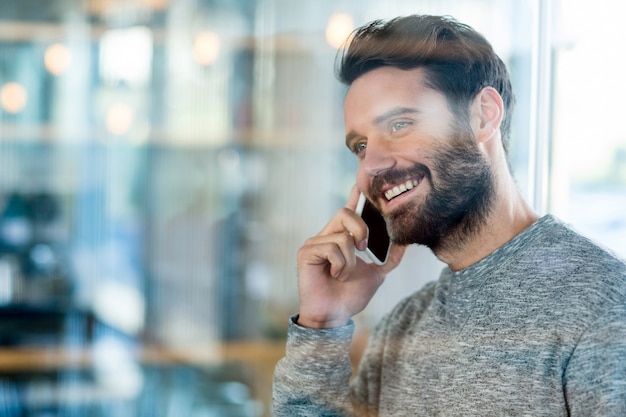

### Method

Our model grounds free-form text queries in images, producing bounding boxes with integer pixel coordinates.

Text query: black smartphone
[355,193,391,265]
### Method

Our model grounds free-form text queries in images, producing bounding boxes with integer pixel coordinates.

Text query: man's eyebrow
[345,107,421,148]
[373,107,421,125]
[345,130,362,148]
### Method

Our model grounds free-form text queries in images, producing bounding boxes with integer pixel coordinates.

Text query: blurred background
[0,0,624,415]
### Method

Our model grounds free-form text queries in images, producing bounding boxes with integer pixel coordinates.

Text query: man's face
[344,67,494,251]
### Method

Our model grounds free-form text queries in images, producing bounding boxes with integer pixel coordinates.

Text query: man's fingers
[319,208,367,243]
[344,184,362,211]
[320,184,367,236]
[298,232,358,279]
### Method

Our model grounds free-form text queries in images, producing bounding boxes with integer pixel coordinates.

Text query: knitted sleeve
[564,302,626,416]
[272,315,356,417]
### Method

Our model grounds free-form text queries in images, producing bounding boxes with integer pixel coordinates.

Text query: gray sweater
[273,215,626,416]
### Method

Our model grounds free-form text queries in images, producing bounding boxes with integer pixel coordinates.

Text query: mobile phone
[355,193,391,265]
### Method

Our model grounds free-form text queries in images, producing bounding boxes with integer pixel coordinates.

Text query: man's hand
[296,186,407,329]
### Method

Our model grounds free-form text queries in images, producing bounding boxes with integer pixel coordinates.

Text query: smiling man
[273,15,626,416]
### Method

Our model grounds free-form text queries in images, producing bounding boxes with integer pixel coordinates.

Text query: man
[273,14,626,416]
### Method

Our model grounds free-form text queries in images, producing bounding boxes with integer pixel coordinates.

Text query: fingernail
[358,239,368,251]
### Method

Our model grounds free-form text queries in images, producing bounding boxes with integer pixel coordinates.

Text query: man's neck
[436,185,539,272]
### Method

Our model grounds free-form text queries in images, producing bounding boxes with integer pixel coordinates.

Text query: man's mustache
[370,164,431,200]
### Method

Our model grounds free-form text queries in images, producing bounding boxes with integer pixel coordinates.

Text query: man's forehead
[347,67,427,92]
[344,68,443,117]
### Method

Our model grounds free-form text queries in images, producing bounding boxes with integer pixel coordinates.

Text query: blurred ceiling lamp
[326,12,354,49]
[100,26,153,85]
[0,82,27,114]
[193,31,221,66]
[44,43,72,76]
[93,281,145,335]
[106,102,134,136]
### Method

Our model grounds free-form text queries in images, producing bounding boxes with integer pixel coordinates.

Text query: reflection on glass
[4,0,620,416]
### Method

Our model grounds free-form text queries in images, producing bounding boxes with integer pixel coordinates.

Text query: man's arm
[273,316,355,416]
[564,302,626,416]
[273,186,406,416]
[295,186,404,330]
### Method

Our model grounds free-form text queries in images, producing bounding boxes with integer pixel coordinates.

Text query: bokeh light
[0,82,27,114]
[105,102,134,136]
[44,43,72,76]
[192,31,221,66]
[325,12,354,49]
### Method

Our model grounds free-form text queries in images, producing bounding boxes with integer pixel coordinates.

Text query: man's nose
[362,139,395,177]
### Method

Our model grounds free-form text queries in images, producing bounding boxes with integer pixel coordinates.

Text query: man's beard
[370,128,495,253]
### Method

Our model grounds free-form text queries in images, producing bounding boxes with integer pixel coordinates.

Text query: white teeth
[384,179,420,201]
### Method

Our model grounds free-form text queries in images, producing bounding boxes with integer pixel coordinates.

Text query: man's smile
[383,177,422,201]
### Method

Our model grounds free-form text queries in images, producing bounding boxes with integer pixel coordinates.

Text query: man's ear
[473,86,504,144]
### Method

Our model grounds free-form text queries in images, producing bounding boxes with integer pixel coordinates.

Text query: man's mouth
[384,178,421,201]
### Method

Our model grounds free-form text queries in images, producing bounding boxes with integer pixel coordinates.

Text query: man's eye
[391,121,411,132]
[353,142,367,154]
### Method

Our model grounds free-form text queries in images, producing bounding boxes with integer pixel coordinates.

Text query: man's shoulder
[520,214,626,278]
[513,215,626,321]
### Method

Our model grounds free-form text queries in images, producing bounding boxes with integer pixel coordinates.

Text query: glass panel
[550,0,626,258]
[0,1,538,415]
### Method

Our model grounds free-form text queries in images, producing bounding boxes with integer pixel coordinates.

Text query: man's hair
[337,15,515,151]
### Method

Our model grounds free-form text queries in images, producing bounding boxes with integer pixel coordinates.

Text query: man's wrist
[295,314,350,329]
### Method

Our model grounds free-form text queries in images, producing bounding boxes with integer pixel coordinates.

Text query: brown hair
[337,15,515,151]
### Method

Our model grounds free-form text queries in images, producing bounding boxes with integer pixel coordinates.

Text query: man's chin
[387,219,420,247]
[387,210,446,249]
